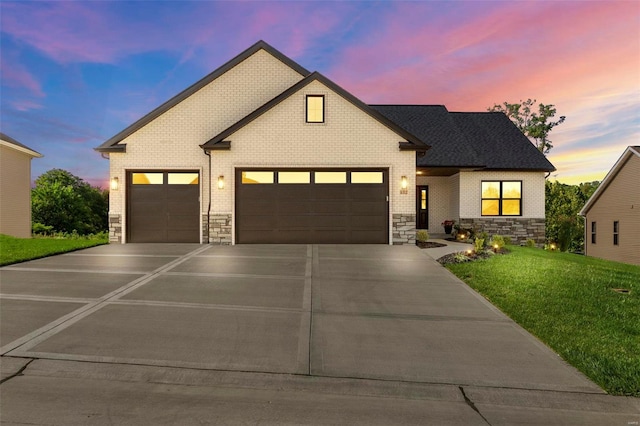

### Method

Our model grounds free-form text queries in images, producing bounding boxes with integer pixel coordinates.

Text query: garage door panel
[236,169,388,244]
[314,186,349,199]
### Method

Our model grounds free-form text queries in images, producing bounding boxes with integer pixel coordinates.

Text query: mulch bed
[416,241,447,249]
[438,248,510,265]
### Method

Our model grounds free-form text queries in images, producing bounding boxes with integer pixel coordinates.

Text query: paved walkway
[1,244,638,425]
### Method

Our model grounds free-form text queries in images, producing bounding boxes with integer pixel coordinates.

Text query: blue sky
[1,1,638,187]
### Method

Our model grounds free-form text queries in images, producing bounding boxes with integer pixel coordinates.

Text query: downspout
[544,171,551,179]
[204,149,212,244]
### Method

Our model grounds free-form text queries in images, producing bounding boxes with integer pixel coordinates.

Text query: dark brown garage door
[236,169,388,244]
[127,171,200,243]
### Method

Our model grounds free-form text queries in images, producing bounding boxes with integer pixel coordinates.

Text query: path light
[110,177,119,191]
[217,175,225,190]
[550,243,557,251]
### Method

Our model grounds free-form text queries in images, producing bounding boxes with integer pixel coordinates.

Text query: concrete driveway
[1,244,638,425]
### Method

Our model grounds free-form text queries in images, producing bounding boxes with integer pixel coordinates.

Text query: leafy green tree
[545,180,599,252]
[489,99,566,154]
[32,169,108,235]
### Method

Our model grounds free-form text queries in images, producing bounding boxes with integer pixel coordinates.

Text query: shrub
[490,235,506,251]
[503,236,512,246]
[416,230,429,242]
[32,222,54,235]
[474,237,485,252]
[526,239,536,248]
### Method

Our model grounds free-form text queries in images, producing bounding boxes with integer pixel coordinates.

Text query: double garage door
[127,169,388,244]
[236,169,388,244]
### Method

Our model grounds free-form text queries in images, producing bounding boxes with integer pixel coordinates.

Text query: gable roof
[579,146,640,216]
[95,40,310,153]
[201,72,429,151]
[371,106,556,171]
[0,132,43,157]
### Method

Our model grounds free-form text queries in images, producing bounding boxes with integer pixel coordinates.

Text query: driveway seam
[1,245,211,356]
[0,358,34,385]
[459,386,492,425]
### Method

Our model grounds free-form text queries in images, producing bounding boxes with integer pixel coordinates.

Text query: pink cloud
[0,58,45,98]
[11,100,43,111]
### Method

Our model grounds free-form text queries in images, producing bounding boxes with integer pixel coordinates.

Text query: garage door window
[315,171,347,184]
[132,172,163,185]
[351,171,384,184]
[168,173,199,185]
[278,171,311,184]
[242,171,274,184]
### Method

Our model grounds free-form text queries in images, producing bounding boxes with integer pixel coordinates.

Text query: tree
[489,99,566,155]
[545,180,599,252]
[32,169,108,235]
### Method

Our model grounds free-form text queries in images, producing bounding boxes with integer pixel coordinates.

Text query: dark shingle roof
[370,105,483,167]
[370,105,556,171]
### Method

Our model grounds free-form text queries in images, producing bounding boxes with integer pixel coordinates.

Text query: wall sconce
[400,175,408,194]
[217,175,225,190]
[110,177,119,191]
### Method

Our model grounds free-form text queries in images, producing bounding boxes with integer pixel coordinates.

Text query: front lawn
[446,246,640,396]
[0,234,108,266]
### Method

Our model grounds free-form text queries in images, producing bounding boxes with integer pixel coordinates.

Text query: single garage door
[127,171,200,243]
[236,169,388,244]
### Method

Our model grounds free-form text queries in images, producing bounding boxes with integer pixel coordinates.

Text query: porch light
[401,175,407,189]
[217,175,225,190]
[110,177,119,191]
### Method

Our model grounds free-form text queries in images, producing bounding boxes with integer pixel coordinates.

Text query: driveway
[1,244,638,425]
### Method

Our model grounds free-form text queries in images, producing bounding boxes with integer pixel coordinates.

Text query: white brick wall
[108,49,306,241]
[458,171,546,218]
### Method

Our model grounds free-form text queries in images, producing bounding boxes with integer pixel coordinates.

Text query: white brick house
[96,41,554,245]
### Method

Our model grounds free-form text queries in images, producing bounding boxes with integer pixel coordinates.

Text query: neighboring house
[96,41,555,245]
[0,133,43,238]
[579,146,640,266]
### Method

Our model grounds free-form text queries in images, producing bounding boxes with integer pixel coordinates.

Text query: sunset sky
[1,1,638,188]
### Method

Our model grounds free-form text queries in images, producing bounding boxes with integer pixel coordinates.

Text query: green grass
[446,246,640,396]
[0,234,108,266]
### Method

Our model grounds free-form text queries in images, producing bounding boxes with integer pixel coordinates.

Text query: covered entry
[127,171,200,243]
[235,169,388,244]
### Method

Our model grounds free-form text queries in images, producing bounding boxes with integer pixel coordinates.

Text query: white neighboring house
[96,41,555,245]
[579,146,640,266]
[0,133,43,238]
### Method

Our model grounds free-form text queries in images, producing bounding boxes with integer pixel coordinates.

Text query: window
[167,173,199,185]
[613,221,619,246]
[481,181,522,216]
[242,171,274,184]
[131,173,163,185]
[306,95,324,123]
[591,222,596,244]
[315,171,346,184]
[278,171,310,184]
[351,171,384,184]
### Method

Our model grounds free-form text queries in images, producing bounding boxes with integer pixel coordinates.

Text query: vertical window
[481,181,522,216]
[591,222,596,244]
[306,95,324,123]
[613,221,619,246]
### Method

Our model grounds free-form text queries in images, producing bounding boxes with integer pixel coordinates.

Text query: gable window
[591,222,596,244]
[613,221,619,246]
[481,181,522,216]
[306,95,324,123]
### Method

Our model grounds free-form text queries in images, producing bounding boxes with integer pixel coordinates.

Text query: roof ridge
[96,40,310,152]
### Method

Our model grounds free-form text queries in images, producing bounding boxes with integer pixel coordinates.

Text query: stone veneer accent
[392,214,416,245]
[208,214,232,245]
[458,218,546,246]
[108,214,122,243]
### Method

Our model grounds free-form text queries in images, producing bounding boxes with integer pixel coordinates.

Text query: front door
[416,186,428,229]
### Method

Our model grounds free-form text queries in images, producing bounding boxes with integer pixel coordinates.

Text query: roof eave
[95,144,126,153]
[579,146,639,216]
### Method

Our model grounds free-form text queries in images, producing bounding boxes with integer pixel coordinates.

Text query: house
[579,146,640,265]
[96,41,555,245]
[0,132,43,238]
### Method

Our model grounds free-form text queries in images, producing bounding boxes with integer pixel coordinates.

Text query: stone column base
[392,214,416,245]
